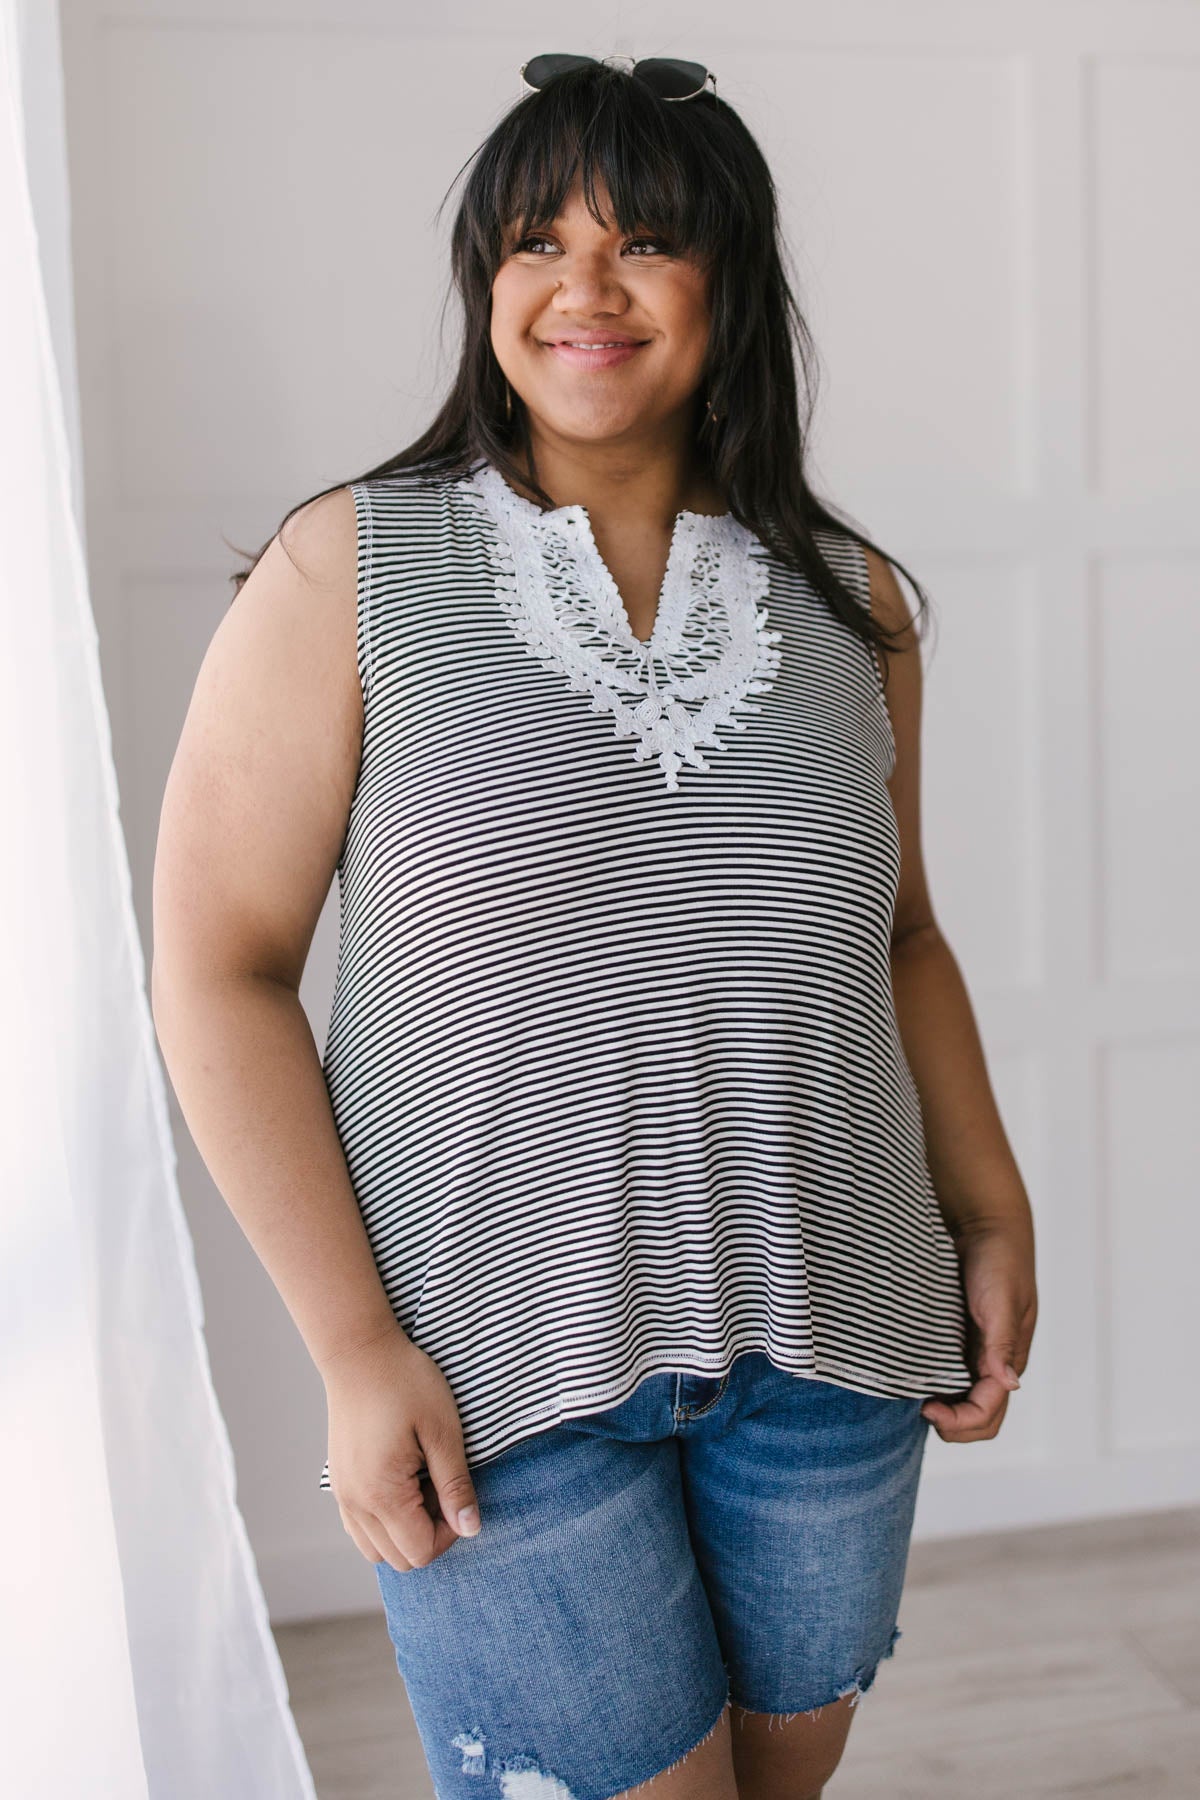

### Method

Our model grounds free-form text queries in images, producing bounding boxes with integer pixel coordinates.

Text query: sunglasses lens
[523,53,596,89]
[632,58,709,99]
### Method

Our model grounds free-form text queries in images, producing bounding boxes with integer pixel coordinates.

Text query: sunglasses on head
[520,53,717,103]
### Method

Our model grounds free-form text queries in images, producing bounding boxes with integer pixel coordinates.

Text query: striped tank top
[316,458,972,1491]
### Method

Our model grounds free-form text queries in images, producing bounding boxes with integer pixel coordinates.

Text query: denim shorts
[374,1350,930,1800]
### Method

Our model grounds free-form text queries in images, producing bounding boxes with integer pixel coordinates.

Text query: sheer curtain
[0,4,317,1793]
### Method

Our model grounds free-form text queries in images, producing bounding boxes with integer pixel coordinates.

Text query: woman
[152,54,1037,1800]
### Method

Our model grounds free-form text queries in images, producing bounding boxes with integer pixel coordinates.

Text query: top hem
[316,1340,973,1488]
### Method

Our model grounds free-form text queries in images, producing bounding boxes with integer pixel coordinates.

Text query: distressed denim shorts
[374,1350,930,1800]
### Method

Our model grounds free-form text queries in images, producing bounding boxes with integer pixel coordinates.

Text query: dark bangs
[457,63,759,279]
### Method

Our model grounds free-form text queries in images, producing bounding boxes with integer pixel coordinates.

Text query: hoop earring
[505,378,513,423]
[705,393,720,423]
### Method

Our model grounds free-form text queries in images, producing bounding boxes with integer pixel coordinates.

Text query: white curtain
[0,4,317,1794]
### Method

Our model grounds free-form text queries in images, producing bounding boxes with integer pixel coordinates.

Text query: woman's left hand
[921,1219,1038,1443]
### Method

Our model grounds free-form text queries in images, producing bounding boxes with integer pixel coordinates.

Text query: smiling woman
[158,50,1036,1800]
[492,187,714,493]
[487,171,733,641]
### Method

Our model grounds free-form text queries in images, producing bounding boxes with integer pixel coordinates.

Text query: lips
[545,332,646,346]
[542,336,649,370]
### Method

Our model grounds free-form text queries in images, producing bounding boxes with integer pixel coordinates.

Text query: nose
[550,253,632,317]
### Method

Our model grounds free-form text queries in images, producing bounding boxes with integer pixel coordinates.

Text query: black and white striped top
[316,459,972,1491]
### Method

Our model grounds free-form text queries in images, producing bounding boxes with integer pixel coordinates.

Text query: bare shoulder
[860,542,936,934]
[860,543,924,749]
[276,483,359,601]
[152,485,362,997]
[862,544,919,649]
[228,483,360,719]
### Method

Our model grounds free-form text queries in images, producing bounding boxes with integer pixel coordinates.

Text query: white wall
[58,0,1200,1623]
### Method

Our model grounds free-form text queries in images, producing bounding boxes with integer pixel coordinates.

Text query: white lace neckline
[460,460,783,792]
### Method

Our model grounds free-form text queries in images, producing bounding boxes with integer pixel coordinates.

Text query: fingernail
[1005,1364,1020,1387]
[456,1505,481,1536]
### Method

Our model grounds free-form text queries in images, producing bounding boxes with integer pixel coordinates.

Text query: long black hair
[229,60,931,678]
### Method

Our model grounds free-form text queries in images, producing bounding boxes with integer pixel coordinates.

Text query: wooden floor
[273,1504,1200,1799]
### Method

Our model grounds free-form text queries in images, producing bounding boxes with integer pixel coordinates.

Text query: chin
[543,407,648,441]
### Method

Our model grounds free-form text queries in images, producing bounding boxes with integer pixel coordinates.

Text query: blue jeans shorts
[374,1351,930,1800]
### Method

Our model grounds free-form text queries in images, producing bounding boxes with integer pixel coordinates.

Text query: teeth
[560,342,630,348]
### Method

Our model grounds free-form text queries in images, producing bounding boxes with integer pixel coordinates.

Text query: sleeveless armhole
[815,527,897,780]
[348,481,375,707]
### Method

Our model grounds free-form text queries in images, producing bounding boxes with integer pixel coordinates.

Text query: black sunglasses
[520,53,717,103]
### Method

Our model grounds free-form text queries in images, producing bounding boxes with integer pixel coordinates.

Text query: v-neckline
[477,466,732,654]
[458,458,783,791]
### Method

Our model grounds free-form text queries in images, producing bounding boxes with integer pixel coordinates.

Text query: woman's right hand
[319,1322,483,1571]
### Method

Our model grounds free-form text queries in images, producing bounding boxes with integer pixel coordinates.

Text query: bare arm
[865,547,1037,1437]
[151,489,396,1374]
[151,490,481,1560]
[864,547,1032,1245]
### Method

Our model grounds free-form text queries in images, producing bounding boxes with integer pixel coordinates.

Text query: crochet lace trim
[460,461,783,792]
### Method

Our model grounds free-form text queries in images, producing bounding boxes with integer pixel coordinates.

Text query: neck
[508,425,726,527]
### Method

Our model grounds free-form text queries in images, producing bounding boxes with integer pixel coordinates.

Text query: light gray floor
[273,1504,1200,1799]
